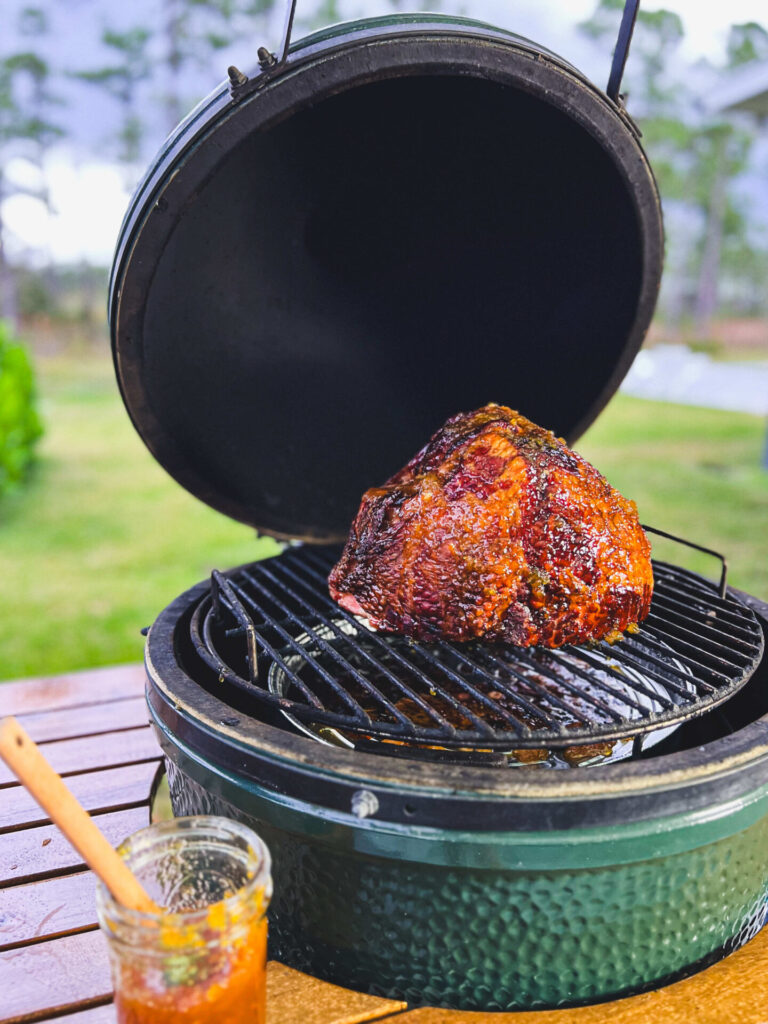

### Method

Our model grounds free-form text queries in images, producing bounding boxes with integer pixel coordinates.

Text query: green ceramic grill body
[145,575,768,1010]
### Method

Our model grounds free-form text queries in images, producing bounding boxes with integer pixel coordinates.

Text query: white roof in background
[708,61,768,116]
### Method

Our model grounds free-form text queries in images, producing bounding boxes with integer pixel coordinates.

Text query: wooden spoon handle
[0,716,160,914]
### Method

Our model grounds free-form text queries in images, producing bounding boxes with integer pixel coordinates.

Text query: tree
[160,0,275,133]
[578,2,687,191]
[0,7,65,325]
[726,22,768,68]
[579,0,684,113]
[579,2,768,333]
[74,28,152,178]
[74,1,279,173]
[690,22,768,332]
[690,123,752,334]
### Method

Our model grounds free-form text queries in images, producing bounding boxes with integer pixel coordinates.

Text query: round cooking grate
[189,546,764,752]
[266,625,696,767]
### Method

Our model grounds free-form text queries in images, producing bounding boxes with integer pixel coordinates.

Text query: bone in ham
[328,404,653,648]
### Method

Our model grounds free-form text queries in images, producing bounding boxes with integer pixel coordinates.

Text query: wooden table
[2,665,768,1024]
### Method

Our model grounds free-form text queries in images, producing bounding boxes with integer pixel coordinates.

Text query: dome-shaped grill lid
[110,7,661,542]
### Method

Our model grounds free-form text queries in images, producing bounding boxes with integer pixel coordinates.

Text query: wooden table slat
[0,726,161,788]
[22,939,768,1024]
[14,961,406,1024]
[42,1006,115,1024]
[0,665,145,716]
[0,807,151,886]
[0,929,112,1023]
[0,761,160,833]
[3,664,768,1024]
[16,696,149,745]
[0,871,101,951]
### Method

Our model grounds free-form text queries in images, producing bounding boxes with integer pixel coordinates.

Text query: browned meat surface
[329,404,653,648]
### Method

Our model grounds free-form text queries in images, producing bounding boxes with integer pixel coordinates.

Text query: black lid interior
[114,45,661,541]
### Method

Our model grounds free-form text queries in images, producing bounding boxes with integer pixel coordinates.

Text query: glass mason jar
[96,816,272,1024]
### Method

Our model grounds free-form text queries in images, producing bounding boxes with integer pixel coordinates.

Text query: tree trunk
[164,0,184,133]
[0,172,19,329]
[694,135,727,338]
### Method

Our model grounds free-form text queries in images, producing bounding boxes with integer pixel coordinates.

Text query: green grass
[0,351,279,680]
[578,400,768,598]
[1,350,767,680]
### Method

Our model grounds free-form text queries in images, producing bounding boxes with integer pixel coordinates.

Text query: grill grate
[189,545,764,752]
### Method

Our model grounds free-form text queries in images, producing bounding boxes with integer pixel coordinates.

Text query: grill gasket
[190,546,764,751]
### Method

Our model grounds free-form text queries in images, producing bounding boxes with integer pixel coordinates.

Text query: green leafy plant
[0,321,43,498]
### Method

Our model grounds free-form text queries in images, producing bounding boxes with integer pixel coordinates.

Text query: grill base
[165,758,768,1010]
[146,557,768,1011]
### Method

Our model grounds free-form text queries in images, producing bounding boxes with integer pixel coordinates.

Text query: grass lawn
[578,401,768,598]
[1,348,767,680]
[0,349,279,680]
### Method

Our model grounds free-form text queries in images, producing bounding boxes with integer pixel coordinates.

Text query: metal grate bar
[284,558,532,737]
[647,591,758,645]
[232,573,422,732]
[240,564,458,734]
[191,547,764,752]
[560,644,679,709]
[526,648,650,715]
[262,556,505,738]
[440,642,600,728]
[651,564,754,624]
[644,611,755,670]
[268,561,507,737]
[197,598,324,710]
[512,648,641,720]
[619,631,726,690]
[385,636,561,732]
[203,583,373,722]
[643,524,729,599]
[468,645,616,725]
[594,640,716,700]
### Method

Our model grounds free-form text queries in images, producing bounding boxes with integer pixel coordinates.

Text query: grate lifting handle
[211,570,259,681]
[642,525,728,600]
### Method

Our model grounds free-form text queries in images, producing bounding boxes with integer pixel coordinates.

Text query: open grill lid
[109,3,662,543]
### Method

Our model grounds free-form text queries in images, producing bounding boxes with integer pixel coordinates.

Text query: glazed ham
[329,404,653,648]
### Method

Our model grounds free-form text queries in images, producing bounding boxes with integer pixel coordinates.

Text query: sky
[3,0,768,266]
[529,0,768,65]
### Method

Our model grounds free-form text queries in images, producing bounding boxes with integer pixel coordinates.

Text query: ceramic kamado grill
[109,0,768,1010]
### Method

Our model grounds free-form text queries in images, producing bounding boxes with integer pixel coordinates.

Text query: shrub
[0,321,43,498]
